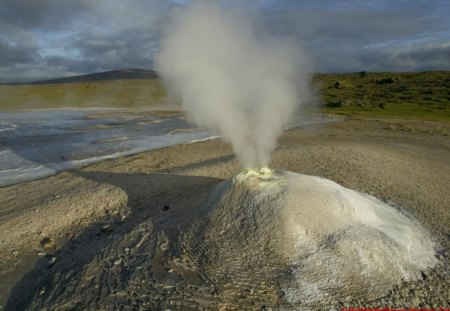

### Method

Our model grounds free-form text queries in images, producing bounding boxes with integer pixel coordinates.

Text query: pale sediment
[0,118,449,310]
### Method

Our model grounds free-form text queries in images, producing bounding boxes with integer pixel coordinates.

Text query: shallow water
[0,109,213,187]
[0,109,338,187]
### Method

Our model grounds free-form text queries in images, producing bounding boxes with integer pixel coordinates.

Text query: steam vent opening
[179,169,437,308]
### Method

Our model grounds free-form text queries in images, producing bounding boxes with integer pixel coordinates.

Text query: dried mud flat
[0,118,449,310]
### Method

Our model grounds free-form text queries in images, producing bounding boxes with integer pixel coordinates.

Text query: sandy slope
[0,118,449,310]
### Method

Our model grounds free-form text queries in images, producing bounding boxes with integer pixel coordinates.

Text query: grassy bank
[314,71,450,121]
[1,71,449,122]
[0,79,166,111]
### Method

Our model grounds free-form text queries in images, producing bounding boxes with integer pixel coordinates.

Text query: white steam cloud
[156,1,310,168]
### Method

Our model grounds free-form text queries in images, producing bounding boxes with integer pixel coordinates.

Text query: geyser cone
[180,169,437,308]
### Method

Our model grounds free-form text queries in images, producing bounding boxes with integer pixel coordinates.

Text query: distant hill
[6,69,158,85]
[0,69,165,111]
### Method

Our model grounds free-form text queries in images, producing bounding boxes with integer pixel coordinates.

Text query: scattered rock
[114,258,123,266]
[47,257,56,268]
[420,271,428,280]
[11,250,19,256]
[40,237,50,245]
[101,224,113,234]
[84,275,95,282]
[41,239,57,252]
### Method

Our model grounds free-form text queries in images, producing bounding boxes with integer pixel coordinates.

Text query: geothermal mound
[18,170,438,310]
[180,169,437,307]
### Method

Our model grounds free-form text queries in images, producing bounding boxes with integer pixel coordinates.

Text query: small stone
[116,296,129,304]
[411,297,421,307]
[114,258,123,265]
[101,225,113,234]
[43,240,57,252]
[47,257,56,268]
[11,250,19,256]
[175,284,183,292]
[125,247,130,253]
[65,232,75,240]
[420,271,428,280]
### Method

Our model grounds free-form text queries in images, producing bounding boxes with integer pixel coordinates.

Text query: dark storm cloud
[359,42,450,72]
[266,5,428,42]
[262,0,450,72]
[0,36,38,66]
[65,30,158,73]
[0,0,93,29]
[0,0,449,82]
[405,44,450,66]
[0,0,167,82]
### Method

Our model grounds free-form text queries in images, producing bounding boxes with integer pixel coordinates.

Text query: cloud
[360,41,450,72]
[0,0,168,82]
[0,0,449,82]
[0,35,38,66]
[262,0,450,72]
[0,0,93,29]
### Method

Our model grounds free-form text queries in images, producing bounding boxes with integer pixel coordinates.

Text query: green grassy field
[314,71,450,121]
[0,79,166,111]
[1,71,449,122]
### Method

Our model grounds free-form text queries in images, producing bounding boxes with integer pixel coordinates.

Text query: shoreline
[1,118,449,309]
[0,109,339,188]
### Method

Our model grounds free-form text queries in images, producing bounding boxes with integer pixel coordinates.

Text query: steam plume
[156,1,310,168]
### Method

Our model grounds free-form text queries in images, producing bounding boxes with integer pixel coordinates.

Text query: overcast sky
[1,0,449,82]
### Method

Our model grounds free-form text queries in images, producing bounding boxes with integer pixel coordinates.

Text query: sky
[0,0,449,82]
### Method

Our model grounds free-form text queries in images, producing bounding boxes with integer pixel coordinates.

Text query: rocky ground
[0,118,449,310]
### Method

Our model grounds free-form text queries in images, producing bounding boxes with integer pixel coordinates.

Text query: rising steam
[156,1,310,168]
